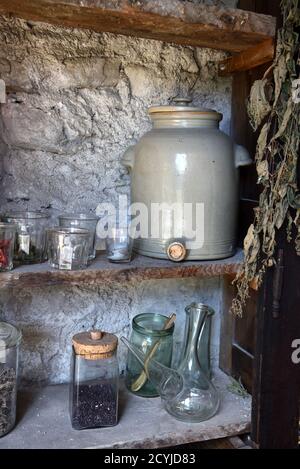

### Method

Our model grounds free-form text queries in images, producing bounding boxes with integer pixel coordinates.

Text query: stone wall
[0,1,236,386]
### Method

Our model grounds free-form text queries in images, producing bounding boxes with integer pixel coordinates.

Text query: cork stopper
[167,241,187,262]
[72,330,118,359]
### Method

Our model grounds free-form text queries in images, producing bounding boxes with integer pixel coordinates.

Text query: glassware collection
[0,209,138,271]
[0,99,246,438]
[67,302,219,431]
[0,302,219,437]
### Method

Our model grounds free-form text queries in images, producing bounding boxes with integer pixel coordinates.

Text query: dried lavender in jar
[0,366,17,437]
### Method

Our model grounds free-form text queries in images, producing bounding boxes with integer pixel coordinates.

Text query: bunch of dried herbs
[232,0,300,316]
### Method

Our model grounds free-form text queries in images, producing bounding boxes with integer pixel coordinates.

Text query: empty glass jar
[0,223,17,271]
[47,227,90,270]
[70,330,119,430]
[58,213,99,260]
[125,313,174,397]
[5,211,49,264]
[105,227,134,263]
[0,321,22,437]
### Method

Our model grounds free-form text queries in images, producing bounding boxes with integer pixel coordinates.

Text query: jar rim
[58,213,99,222]
[47,226,91,236]
[5,211,50,220]
[185,303,215,316]
[132,313,174,336]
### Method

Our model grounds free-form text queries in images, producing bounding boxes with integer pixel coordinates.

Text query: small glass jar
[0,223,17,271]
[105,227,134,263]
[125,313,174,397]
[70,330,119,430]
[5,211,50,264]
[0,321,22,438]
[47,227,90,270]
[58,213,99,260]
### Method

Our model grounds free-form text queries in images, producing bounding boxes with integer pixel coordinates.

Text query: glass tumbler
[0,223,17,271]
[47,227,90,270]
[105,227,134,263]
[5,211,50,264]
[125,313,174,397]
[58,213,99,260]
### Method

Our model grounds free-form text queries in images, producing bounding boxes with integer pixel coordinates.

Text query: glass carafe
[180,303,214,379]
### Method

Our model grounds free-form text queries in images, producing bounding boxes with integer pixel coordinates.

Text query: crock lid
[72,330,118,357]
[0,321,22,350]
[149,97,222,121]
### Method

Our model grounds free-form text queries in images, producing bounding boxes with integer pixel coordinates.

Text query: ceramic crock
[122,98,252,261]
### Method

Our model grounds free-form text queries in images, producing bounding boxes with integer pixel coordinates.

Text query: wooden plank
[0,0,276,53]
[0,249,244,289]
[219,38,275,75]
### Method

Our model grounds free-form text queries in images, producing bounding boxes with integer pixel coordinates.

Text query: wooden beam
[218,38,275,75]
[0,0,276,53]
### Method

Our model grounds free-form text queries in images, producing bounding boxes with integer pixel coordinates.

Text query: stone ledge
[0,370,251,449]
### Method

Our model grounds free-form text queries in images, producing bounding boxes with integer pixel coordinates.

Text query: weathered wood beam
[218,38,275,75]
[0,0,276,53]
[0,250,243,289]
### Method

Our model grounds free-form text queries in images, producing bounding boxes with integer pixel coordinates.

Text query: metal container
[122,98,252,261]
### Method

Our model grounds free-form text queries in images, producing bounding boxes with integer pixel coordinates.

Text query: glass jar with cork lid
[70,330,119,430]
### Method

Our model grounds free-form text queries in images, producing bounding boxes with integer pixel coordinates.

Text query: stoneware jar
[122,98,252,261]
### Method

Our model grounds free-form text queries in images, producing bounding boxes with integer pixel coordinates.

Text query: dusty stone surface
[0,0,236,387]
[0,371,251,449]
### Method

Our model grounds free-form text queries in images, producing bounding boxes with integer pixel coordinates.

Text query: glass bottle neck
[178,309,208,374]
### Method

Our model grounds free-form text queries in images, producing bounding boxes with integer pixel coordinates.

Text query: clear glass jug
[121,305,220,423]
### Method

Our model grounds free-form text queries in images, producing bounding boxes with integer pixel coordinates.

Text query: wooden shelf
[0,250,243,289]
[0,370,251,449]
[0,0,276,54]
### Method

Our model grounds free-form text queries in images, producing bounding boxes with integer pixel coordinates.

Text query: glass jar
[5,211,50,264]
[58,213,99,260]
[0,223,17,271]
[0,321,22,437]
[47,227,90,270]
[70,330,119,430]
[125,313,174,397]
